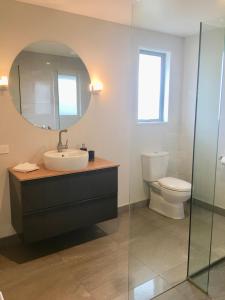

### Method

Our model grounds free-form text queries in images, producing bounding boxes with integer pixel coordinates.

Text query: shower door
[188,21,225,295]
[128,1,190,299]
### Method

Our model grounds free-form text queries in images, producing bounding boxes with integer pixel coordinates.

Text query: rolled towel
[13,162,40,173]
[221,157,225,166]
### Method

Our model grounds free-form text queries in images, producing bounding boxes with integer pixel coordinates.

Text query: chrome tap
[57,129,68,152]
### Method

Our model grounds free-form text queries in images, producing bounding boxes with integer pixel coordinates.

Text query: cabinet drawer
[23,196,117,242]
[22,167,118,213]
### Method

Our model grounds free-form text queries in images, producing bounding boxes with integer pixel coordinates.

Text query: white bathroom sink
[43,149,89,171]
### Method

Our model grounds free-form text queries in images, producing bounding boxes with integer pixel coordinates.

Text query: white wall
[129,29,184,203]
[215,120,225,208]
[0,0,186,237]
[179,28,225,209]
[178,35,199,182]
[193,27,224,205]
[214,43,225,209]
[0,0,132,237]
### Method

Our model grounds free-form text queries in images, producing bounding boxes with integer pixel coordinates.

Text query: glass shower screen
[188,22,225,295]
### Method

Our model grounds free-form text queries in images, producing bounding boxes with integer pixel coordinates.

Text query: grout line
[150,280,187,299]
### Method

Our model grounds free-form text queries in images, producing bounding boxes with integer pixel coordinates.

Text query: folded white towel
[13,162,40,173]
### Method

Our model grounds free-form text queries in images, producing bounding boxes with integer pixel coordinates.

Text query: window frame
[138,49,167,124]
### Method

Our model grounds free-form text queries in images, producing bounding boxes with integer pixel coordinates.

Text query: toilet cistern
[57,129,68,152]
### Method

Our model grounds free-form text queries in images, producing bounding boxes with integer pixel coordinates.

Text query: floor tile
[160,263,187,286]
[129,276,172,300]
[89,273,128,300]
[176,281,210,300]
[208,260,225,299]
[129,206,189,297]
[129,255,157,288]
[0,206,205,300]
[153,287,184,300]
[154,281,210,300]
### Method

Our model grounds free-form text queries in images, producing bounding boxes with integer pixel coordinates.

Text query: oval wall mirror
[9,41,91,130]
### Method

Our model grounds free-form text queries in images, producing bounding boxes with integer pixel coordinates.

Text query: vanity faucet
[57,129,68,152]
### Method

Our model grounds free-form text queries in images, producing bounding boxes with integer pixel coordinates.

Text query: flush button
[0,145,9,155]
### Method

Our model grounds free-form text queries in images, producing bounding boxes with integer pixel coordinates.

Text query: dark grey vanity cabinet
[9,166,118,243]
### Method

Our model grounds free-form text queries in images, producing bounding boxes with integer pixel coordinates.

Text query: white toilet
[141,152,191,219]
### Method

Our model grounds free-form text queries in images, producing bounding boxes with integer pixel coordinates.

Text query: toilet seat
[158,177,191,192]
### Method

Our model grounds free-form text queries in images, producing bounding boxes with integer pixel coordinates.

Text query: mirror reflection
[9,41,91,130]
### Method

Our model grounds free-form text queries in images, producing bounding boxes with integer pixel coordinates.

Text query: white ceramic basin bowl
[43,149,89,171]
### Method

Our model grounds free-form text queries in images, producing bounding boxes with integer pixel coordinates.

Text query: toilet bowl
[150,177,191,219]
[141,152,192,219]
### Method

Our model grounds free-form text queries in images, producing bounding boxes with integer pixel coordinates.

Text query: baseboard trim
[118,199,148,214]
[118,204,129,214]
[193,198,225,217]
[130,199,149,209]
[189,256,225,280]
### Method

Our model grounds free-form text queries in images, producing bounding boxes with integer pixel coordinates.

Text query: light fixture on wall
[89,80,103,95]
[0,76,8,90]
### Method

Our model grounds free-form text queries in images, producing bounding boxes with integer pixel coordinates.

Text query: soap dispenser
[80,144,87,151]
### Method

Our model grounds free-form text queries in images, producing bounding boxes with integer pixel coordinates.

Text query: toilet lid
[158,177,191,192]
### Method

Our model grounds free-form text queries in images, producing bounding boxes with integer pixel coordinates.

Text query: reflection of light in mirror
[90,80,103,94]
[58,74,78,116]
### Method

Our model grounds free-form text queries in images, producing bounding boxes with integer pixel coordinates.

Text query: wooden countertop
[8,158,119,182]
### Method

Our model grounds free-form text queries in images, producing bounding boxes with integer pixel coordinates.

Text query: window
[138,50,169,123]
[58,74,79,116]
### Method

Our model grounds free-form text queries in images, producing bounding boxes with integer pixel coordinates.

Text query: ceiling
[17,0,225,36]
[133,0,225,36]
[16,0,132,27]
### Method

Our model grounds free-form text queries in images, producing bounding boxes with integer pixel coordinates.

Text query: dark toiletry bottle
[88,150,95,161]
[80,144,87,151]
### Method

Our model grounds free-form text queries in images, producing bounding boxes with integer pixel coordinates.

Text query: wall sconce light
[0,76,8,90]
[89,81,103,95]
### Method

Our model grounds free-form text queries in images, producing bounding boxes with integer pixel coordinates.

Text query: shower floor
[191,258,225,299]
[129,205,189,299]
[188,205,225,298]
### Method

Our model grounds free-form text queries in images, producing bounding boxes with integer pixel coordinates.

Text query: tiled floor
[208,259,225,299]
[129,206,189,298]
[189,205,225,274]
[192,258,225,300]
[153,281,210,300]
[211,213,225,262]
[0,207,223,299]
[0,212,129,300]
[188,205,225,294]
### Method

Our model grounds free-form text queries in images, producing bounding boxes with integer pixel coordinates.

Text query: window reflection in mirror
[9,41,91,130]
[58,74,79,116]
